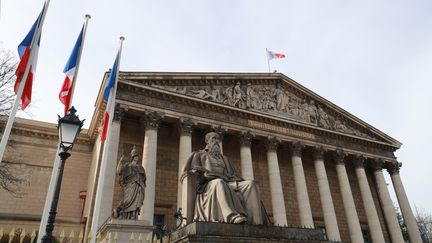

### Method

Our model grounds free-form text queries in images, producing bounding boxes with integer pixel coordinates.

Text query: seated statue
[113,146,146,220]
[182,132,270,225]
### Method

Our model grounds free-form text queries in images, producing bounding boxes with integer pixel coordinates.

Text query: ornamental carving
[386,162,402,175]
[179,118,196,135]
[146,81,374,140]
[312,146,326,161]
[370,159,384,172]
[333,149,346,165]
[353,155,366,168]
[265,136,280,151]
[141,111,163,129]
[238,131,255,147]
[289,141,304,157]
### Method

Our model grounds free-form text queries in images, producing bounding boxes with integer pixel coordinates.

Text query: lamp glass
[59,122,80,150]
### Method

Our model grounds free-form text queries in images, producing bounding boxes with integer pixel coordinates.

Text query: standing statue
[182,132,270,225]
[113,146,146,220]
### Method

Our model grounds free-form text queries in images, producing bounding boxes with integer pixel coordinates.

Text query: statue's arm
[117,154,125,174]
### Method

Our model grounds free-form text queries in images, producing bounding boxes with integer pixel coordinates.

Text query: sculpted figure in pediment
[246,83,262,109]
[146,81,374,139]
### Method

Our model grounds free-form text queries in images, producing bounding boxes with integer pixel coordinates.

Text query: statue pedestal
[170,222,336,243]
[99,219,153,242]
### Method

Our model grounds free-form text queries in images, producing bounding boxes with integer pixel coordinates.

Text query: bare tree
[0,49,17,116]
[415,206,432,243]
[0,48,28,196]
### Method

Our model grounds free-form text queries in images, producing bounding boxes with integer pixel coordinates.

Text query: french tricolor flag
[101,54,120,142]
[267,50,286,60]
[15,6,45,110]
[59,26,84,115]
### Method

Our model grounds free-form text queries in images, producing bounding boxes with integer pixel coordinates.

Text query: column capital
[113,104,127,122]
[370,159,384,172]
[386,162,402,176]
[312,146,326,161]
[352,155,366,169]
[179,118,196,135]
[238,131,255,147]
[332,149,346,165]
[210,125,227,140]
[265,136,280,152]
[289,141,304,157]
[141,111,163,130]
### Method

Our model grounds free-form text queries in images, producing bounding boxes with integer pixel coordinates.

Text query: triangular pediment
[118,72,400,148]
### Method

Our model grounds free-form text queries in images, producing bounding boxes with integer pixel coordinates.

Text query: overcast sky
[1,1,431,215]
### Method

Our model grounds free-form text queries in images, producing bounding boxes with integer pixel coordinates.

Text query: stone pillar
[96,107,125,228]
[265,136,288,226]
[177,118,195,211]
[139,112,163,224]
[239,131,255,180]
[387,162,422,243]
[289,142,314,228]
[312,147,341,241]
[333,150,362,243]
[371,160,405,243]
[353,156,385,243]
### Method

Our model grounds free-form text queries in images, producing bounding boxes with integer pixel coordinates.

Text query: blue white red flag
[15,6,45,110]
[101,54,119,141]
[59,26,84,114]
[267,50,286,60]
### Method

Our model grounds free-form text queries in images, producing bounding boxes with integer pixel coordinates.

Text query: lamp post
[41,107,84,243]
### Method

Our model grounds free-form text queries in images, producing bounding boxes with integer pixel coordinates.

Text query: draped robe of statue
[183,148,270,225]
[115,153,146,220]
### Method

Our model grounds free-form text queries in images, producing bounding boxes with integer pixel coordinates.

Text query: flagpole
[90,36,125,243]
[68,14,91,111]
[266,48,271,73]
[36,14,91,243]
[0,0,50,165]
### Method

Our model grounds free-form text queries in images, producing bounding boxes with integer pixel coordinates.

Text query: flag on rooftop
[14,5,45,110]
[59,26,84,115]
[267,50,286,60]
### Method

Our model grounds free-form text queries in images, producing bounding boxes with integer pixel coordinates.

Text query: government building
[0,72,422,242]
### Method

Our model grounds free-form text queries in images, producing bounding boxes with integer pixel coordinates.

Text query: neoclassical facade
[0,72,422,242]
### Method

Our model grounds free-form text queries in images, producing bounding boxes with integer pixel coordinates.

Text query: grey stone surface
[170,222,335,243]
[113,146,146,220]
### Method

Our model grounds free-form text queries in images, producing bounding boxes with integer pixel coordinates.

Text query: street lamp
[42,106,84,243]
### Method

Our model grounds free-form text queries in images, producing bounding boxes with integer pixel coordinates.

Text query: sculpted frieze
[118,88,394,157]
[144,81,374,140]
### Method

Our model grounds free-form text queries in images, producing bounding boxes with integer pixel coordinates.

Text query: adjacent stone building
[0,72,422,242]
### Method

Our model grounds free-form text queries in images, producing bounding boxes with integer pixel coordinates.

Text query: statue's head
[205,132,222,156]
[130,146,139,163]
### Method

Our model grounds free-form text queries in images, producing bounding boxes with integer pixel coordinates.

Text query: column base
[99,218,153,242]
[170,221,337,242]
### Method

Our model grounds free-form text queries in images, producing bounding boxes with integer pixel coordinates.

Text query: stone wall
[0,119,92,236]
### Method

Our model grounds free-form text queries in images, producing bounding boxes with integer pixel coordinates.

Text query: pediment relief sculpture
[147,81,374,140]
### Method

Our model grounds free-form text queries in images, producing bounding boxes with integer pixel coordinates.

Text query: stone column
[265,136,288,226]
[371,160,405,243]
[177,118,195,210]
[239,131,255,180]
[333,150,362,243]
[139,112,163,224]
[289,142,314,228]
[387,162,422,243]
[312,147,341,241]
[96,106,125,229]
[353,156,385,243]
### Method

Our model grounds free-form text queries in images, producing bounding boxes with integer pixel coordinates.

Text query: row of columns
[94,113,421,243]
